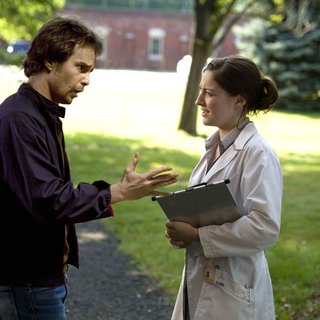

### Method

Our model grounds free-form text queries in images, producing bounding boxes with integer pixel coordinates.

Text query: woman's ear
[234,95,247,109]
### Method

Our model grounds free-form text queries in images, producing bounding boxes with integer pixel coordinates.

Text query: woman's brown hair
[204,55,278,114]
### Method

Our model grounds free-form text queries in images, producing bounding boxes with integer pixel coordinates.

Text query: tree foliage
[0,0,65,42]
[178,0,280,135]
[235,0,320,112]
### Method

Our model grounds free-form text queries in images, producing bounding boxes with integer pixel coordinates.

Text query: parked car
[7,39,31,56]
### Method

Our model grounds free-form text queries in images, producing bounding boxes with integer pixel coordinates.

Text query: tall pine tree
[235,0,320,112]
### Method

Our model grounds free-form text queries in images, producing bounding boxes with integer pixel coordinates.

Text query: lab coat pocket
[201,265,255,319]
[204,265,255,303]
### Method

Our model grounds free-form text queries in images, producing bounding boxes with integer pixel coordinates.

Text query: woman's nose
[195,95,203,106]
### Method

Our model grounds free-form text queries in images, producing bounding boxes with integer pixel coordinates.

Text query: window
[148,28,165,61]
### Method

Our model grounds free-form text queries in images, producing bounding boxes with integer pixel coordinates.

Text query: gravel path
[66,220,174,320]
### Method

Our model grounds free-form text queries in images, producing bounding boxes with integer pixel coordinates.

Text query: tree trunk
[178,42,212,135]
[178,0,242,136]
[178,0,216,135]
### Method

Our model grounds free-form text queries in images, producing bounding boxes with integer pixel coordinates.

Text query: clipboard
[152,179,241,227]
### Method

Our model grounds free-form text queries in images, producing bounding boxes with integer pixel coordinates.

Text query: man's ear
[44,60,54,72]
[235,95,247,109]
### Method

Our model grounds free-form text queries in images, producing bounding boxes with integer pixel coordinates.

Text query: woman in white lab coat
[166,55,283,320]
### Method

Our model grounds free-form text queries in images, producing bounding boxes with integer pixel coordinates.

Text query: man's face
[47,45,95,104]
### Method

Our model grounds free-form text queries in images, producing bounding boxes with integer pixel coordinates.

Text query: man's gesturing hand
[110,153,178,204]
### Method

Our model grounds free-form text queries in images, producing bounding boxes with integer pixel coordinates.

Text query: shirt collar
[220,117,251,153]
[19,83,66,119]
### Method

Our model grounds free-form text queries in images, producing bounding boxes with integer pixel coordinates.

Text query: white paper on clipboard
[152,179,242,227]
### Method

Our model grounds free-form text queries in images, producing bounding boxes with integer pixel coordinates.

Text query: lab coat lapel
[204,148,238,179]
[202,123,257,181]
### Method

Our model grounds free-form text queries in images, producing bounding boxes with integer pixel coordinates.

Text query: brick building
[62,4,194,70]
[62,1,238,71]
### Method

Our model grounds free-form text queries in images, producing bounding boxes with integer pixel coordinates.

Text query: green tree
[235,0,320,111]
[178,0,280,135]
[0,0,65,42]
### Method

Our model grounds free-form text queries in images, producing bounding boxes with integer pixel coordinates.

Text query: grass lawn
[1,67,320,319]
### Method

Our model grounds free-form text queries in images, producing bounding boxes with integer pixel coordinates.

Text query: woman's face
[196,70,245,136]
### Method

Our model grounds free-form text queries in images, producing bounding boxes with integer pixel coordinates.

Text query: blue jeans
[0,280,68,320]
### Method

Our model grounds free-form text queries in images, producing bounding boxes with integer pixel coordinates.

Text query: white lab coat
[171,122,283,320]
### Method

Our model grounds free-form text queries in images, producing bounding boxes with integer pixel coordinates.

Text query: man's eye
[78,65,88,73]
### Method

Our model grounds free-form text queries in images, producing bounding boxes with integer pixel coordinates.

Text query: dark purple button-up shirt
[0,83,113,286]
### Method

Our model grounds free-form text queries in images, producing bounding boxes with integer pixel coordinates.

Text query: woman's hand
[165,220,199,249]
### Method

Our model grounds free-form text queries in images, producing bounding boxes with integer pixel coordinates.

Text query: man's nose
[82,73,90,86]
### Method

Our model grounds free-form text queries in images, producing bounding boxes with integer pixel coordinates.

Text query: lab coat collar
[204,123,257,178]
